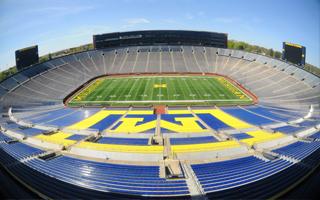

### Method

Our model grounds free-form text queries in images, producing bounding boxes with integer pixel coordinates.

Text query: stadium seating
[221,107,276,125]
[67,109,126,131]
[231,132,253,140]
[272,141,320,161]
[0,141,44,165]
[192,156,293,193]
[272,125,308,134]
[14,127,44,137]
[35,132,76,147]
[9,156,190,198]
[171,140,240,153]
[0,131,12,142]
[0,46,318,108]
[170,136,218,145]
[0,44,319,199]
[97,137,149,145]
[75,141,164,153]
[310,131,320,139]
[193,109,252,129]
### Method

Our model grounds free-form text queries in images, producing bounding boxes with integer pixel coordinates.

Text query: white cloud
[122,18,150,29]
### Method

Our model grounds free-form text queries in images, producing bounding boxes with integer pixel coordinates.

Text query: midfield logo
[153,84,167,88]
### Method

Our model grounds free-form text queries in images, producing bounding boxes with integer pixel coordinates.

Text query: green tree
[274,51,282,59]
[267,48,274,57]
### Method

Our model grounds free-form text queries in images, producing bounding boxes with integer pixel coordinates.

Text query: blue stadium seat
[90,114,123,131]
[272,141,320,161]
[23,156,189,196]
[170,136,217,145]
[66,134,87,141]
[231,133,253,140]
[161,114,193,125]
[16,127,44,136]
[246,106,295,122]
[97,137,149,145]
[310,131,320,139]
[46,109,99,127]
[297,120,319,127]
[28,108,76,124]
[192,156,292,193]
[196,114,231,130]
[272,125,307,134]
[0,142,44,165]
[222,107,276,125]
[0,131,12,142]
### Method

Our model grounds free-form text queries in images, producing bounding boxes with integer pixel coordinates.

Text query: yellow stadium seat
[67,110,127,130]
[76,142,163,153]
[172,140,240,153]
[192,109,285,145]
[167,110,192,114]
[35,132,76,146]
[240,130,284,146]
[126,110,154,114]
[193,109,252,129]
[160,117,208,133]
[109,117,156,133]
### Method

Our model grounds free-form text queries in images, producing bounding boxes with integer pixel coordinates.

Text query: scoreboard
[282,42,306,66]
[15,45,39,71]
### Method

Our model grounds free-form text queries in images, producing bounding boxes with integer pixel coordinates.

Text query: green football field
[68,76,253,106]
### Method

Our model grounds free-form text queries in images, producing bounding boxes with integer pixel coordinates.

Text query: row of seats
[170,136,218,145]
[1,129,320,198]
[23,156,189,196]
[0,117,45,137]
[97,137,149,145]
[273,125,308,134]
[310,131,320,139]
[192,156,293,193]
[273,141,320,160]
[0,141,44,165]
[0,131,11,142]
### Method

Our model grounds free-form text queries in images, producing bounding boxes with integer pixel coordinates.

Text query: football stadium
[0,29,319,199]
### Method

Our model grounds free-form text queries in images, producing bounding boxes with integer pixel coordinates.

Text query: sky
[0,0,319,71]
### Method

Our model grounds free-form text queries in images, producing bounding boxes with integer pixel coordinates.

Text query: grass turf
[68,75,253,106]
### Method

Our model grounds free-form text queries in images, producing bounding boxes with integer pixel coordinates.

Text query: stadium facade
[0,30,320,199]
[93,30,228,49]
